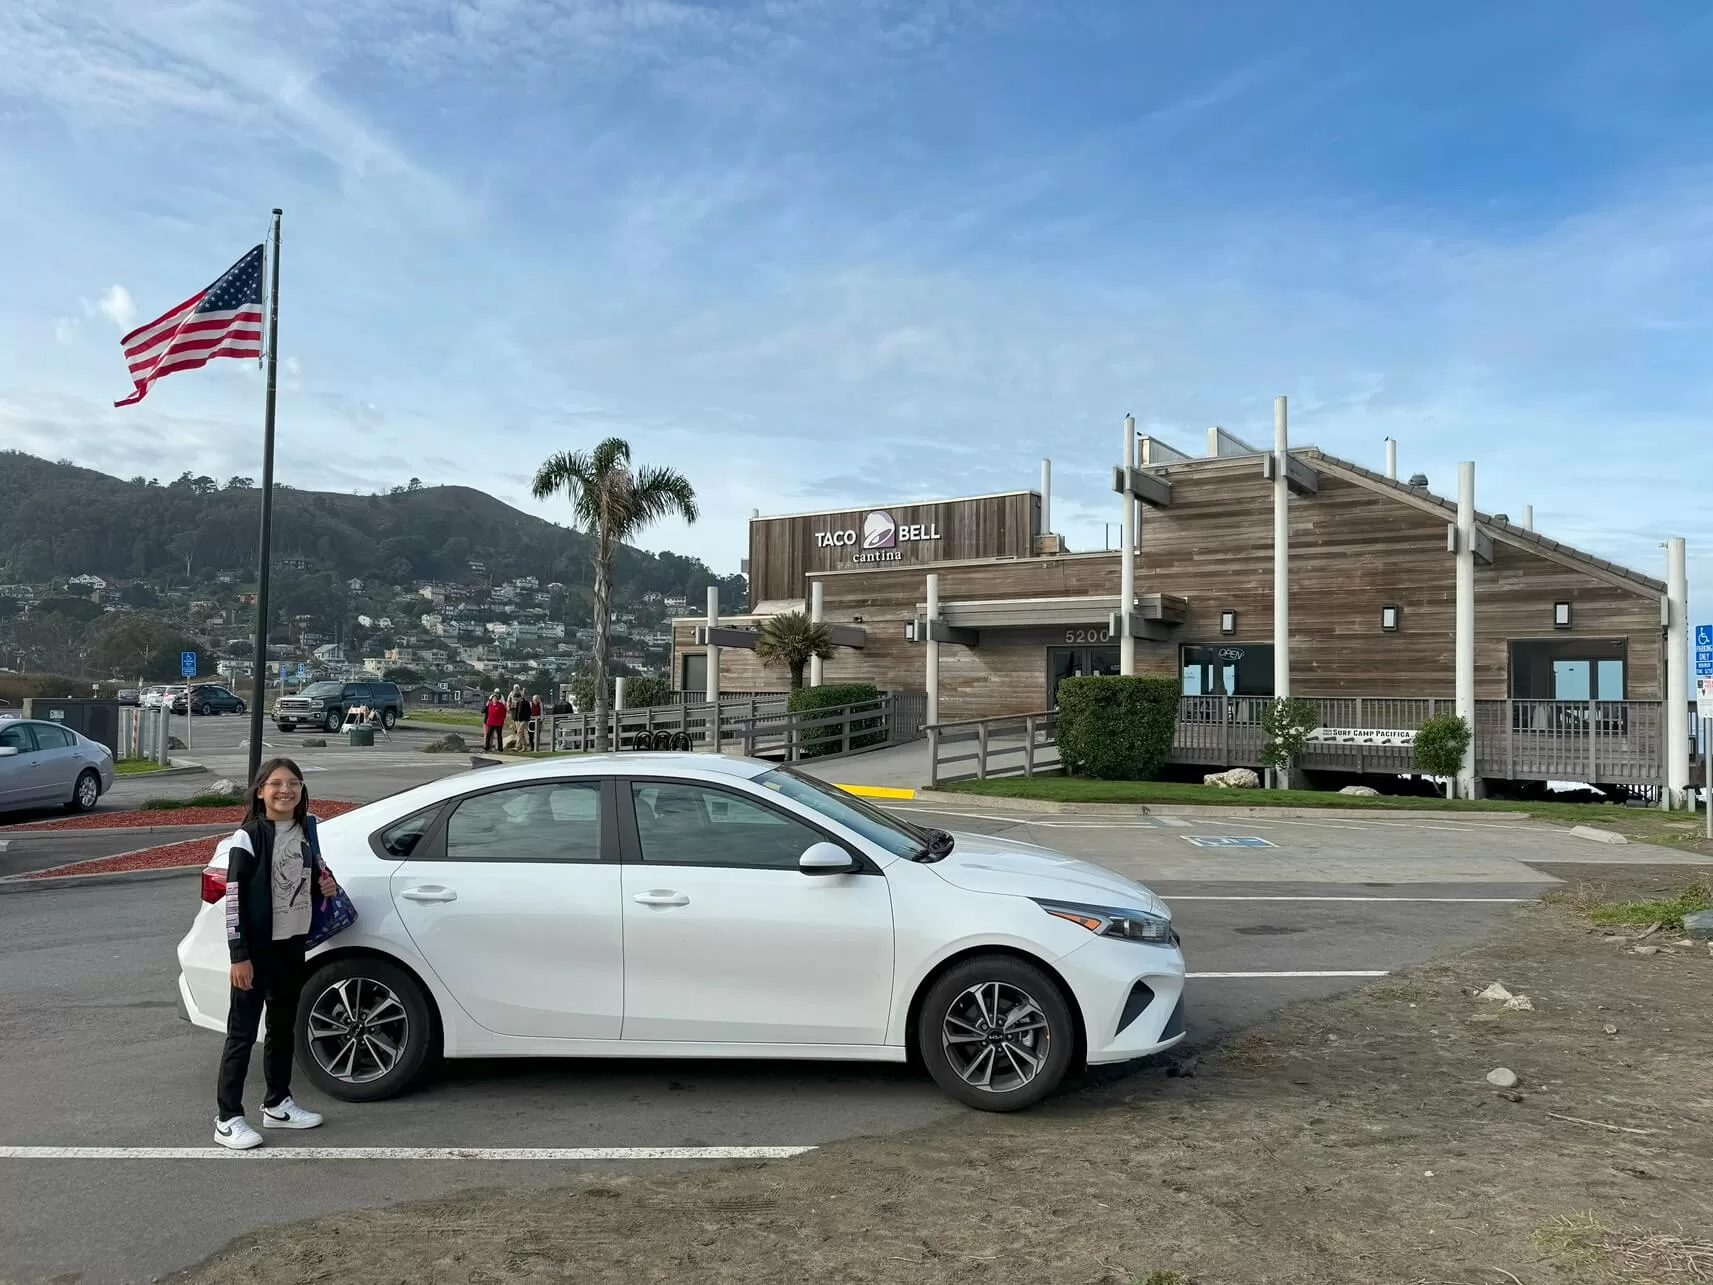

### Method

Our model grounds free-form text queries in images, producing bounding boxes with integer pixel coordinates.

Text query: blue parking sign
[1697,625,1713,648]
[180,651,197,677]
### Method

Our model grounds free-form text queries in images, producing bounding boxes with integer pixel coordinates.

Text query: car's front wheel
[278,721,296,732]
[68,769,101,813]
[916,955,1077,1112]
[295,957,434,1102]
[380,708,398,731]
[323,710,343,733]
[197,702,213,716]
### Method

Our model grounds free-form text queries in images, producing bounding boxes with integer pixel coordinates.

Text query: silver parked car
[0,720,116,813]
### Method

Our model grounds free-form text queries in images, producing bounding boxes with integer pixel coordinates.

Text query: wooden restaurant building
[672,417,1693,801]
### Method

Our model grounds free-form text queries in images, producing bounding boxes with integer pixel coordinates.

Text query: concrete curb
[0,865,202,893]
[0,822,233,842]
[114,761,211,781]
[910,789,1533,822]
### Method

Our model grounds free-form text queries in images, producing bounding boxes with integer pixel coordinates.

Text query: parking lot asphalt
[0,788,1613,1285]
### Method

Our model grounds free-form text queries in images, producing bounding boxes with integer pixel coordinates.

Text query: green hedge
[788,683,885,758]
[1055,676,1180,780]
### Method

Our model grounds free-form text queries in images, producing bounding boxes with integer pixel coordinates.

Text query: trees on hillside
[531,439,697,752]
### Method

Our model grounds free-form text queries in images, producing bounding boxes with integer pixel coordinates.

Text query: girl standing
[213,757,337,1150]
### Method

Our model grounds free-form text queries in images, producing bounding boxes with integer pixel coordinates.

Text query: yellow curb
[834,784,917,800]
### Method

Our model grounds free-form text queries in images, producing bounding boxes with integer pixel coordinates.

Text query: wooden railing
[930,697,1681,787]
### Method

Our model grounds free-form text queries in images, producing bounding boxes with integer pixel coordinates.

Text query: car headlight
[1031,897,1174,944]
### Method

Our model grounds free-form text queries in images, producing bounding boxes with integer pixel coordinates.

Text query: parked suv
[273,681,403,733]
[171,685,248,716]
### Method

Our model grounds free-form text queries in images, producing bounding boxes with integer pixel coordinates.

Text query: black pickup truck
[273,680,404,733]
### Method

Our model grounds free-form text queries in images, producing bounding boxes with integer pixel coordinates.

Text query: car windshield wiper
[910,827,955,863]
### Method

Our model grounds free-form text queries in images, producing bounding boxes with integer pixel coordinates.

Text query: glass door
[1047,646,1124,707]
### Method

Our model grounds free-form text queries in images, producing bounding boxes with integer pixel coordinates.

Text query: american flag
[114,245,266,407]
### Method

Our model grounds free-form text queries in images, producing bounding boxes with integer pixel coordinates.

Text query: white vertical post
[1040,458,1051,537]
[1523,504,1534,532]
[705,586,720,752]
[1665,536,1689,809]
[925,574,940,727]
[1119,415,1136,676]
[1272,397,1290,704]
[1455,462,1477,799]
[808,579,825,688]
[1207,426,1220,457]
[1384,437,1398,480]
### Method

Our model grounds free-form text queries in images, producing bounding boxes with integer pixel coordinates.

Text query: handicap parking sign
[1697,624,1713,648]
[180,651,197,677]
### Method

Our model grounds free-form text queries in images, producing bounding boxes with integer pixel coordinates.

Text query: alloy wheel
[306,977,410,1084]
[76,774,99,809]
[940,980,1052,1094]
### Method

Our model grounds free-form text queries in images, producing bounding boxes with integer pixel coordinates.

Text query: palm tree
[755,610,834,691]
[531,438,697,751]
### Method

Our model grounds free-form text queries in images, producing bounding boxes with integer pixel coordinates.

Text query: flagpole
[245,209,283,786]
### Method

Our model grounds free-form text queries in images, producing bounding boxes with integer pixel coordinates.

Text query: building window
[1380,605,1399,632]
[1553,601,1572,629]
[1508,639,1627,700]
[1219,609,1236,636]
[680,652,708,696]
[1180,644,1275,698]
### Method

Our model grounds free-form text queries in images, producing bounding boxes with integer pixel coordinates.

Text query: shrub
[1055,676,1179,780]
[141,792,244,810]
[1259,696,1321,772]
[1413,713,1471,778]
[788,683,885,758]
[619,674,674,708]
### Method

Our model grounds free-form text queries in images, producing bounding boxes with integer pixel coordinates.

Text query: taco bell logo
[814,508,940,561]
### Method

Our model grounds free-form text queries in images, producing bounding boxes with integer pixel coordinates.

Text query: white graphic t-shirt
[271,820,312,941]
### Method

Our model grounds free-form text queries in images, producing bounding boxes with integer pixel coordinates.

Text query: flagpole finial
[272,207,282,216]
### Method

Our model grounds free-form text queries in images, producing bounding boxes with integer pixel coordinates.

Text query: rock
[422,732,469,755]
[1486,1067,1519,1088]
[1475,983,1514,1003]
[1569,824,1627,845]
[167,735,186,750]
[1682,909,1713,941]
[1338,785,1380,796]
[210,778,235,794]
[1504,995,1535,1012]
[1203,768,1260,789]
[1499,1091,1526,1104]
[1167,1056,1199,1079]
[302,737,327,747]
[1632,945,1662,956]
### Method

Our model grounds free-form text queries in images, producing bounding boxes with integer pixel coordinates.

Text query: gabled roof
[1302,450,1664,596]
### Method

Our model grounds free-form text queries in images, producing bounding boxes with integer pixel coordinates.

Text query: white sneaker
[260,1097,324,1130]
[214,1116,264,1150]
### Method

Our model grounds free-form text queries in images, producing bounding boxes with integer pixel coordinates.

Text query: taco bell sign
[815,510,941,563]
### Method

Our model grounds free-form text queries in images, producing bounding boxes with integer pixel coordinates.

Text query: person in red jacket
[482,691,506,751]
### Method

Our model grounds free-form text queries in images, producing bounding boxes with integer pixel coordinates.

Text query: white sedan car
[177,754,1186,1111]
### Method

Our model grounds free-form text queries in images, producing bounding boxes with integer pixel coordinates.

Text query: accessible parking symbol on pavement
[1182,835,1276,848]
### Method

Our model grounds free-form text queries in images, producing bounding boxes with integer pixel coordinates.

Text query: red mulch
[6,800,358,833]
[23,836,224,879]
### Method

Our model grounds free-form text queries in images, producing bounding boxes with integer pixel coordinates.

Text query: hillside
[0,452,738,602]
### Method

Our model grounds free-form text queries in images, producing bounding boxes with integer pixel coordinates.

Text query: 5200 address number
[1063,629,1111,644]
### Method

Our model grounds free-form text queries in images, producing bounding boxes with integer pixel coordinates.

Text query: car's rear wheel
[68,769,101,813]
[380,708,398,731]
[917,955,1076,1112]
[323,710,342,733]
[295,957,434,1102]
[197,702,213,717]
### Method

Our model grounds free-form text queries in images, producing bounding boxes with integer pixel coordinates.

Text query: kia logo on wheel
[862,510,898,550]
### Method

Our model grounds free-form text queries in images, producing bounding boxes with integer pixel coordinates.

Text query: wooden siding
[683,459,1660,721]
[748,492,1038,606]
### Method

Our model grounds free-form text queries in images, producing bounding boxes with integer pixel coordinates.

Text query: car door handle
[400,886,457,904]
[632,891,689,907]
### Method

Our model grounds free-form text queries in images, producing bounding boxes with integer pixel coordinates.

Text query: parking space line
[0,1145,816,1161]
[1188,970,1389,979]
[1167,895,1531,903]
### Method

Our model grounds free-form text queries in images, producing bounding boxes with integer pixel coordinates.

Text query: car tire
[324,710,343,733]
[235,702,246,715]
[295,956,434,1103]
[68,769,101,813]
[916,955,1077,1112]
[278,721,296,732]
[380,708,398,731]
[197,702,213,717]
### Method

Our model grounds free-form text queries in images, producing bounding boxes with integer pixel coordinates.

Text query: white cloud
[96,285,134,330]
[52,318,78,344]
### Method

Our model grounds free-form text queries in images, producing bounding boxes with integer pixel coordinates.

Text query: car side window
[0,724,38,753]
[32,724,74,749]
[377,807,440,858]
[629,782,824,870]
[443,782,602,863]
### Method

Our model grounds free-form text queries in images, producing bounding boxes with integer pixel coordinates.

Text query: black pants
[216,937,307,1120]
[484,724,503,750]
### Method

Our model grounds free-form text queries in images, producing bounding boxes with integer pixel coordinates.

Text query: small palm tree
[532,438,697,751]
[756,610,834,690]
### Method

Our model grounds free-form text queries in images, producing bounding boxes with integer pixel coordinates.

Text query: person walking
[506,685,529,751]
[213,757,338,1150]
[529,692,543,749]
[483,690,506,752]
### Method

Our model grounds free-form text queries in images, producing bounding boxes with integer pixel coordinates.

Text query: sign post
[180,650,197,754]
[1698,669,1713,841]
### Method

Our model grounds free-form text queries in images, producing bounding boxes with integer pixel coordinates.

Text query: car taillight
[200,866,227,904]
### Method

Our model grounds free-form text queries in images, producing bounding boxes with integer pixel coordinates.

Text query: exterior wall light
[1219,609,1236,636]
[1380,605,1399,633]
[1553,601,1572,629]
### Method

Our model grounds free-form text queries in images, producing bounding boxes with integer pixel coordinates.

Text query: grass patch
[1135,1274,1189,1285]
[1536,1212,1713,1283]
[114,759,174,775]
[1554,878,1713,932]
[406,708,485,727]
[141,793,244,810]
[936,774,1648,823]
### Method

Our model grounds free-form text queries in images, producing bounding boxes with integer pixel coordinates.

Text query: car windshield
[752,766,928,860]
[299,683,342,697]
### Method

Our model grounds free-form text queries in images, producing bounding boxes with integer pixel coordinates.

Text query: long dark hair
[245,756,310,827]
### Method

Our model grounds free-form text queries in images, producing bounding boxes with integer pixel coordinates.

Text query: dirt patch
[170,866,1713,1285]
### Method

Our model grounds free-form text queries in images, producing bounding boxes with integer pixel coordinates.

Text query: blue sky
[2,0,1708,609]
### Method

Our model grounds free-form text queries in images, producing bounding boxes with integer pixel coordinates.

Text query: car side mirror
[0,746,17,757]
[799,842,857,876]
